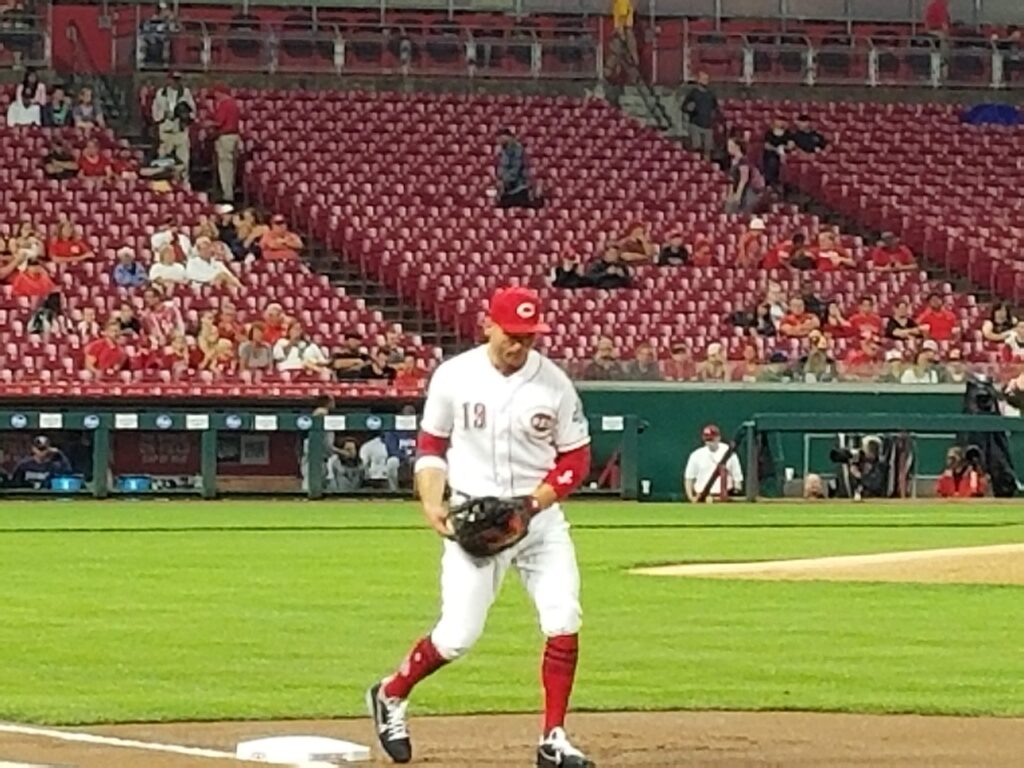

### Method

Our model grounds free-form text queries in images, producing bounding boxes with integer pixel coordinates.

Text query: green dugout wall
[578,382,1024,501]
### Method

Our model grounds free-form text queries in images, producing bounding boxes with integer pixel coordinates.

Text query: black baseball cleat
[537,727,596,768]
[366,681,412,763]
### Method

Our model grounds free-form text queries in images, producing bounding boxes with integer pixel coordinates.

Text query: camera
[829,447,860,465]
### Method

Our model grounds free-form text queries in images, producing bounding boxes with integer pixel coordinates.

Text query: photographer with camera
[831,435,889,500]
[151,72,195,183]
[936,446,987,498]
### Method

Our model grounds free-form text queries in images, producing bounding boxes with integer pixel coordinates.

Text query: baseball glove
[448,496,535,558]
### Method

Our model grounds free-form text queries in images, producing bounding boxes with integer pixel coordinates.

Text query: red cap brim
[494,318,551,335]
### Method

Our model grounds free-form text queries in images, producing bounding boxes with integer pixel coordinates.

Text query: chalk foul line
[0,722,237,761]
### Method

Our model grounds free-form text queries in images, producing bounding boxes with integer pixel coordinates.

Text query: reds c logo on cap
[516,302,537,319]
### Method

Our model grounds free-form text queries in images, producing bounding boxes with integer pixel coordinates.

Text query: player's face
[486,321,536,373]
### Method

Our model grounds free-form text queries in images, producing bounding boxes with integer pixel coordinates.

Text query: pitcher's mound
[633,543,1024,584]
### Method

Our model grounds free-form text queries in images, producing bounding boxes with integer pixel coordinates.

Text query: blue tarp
[960,103,1022,126]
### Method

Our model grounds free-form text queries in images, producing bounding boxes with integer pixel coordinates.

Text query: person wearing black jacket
[680,71,719,159]
[10,436,73,489]
[762,118,792,188]
[585,246,632,289]
[791,114,828,153]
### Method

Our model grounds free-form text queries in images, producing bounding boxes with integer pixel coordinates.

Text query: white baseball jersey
[684,444,743,494]
[419,346,589,498]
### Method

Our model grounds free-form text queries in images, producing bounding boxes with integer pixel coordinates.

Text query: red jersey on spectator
[48,238,88,262]
[217,319,245,342]
[213,96,241,134]
[844,348,876,368]
[263,320,287,345]
[848,311,884,337]
[84,337,126,372]
[916,307,958,341]
[761,245,787,270]
[10,269,56,298]
[394,368,426,389]
[924,0,950,32]
[870,245,915,269]
[78,152,111,177]
[936,469,986,498]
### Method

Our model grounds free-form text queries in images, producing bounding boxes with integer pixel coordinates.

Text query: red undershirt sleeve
[542,443,591,499]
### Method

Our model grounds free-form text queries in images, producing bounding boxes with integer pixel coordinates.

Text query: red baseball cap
[488,286,551,335]
[702,424,721,441]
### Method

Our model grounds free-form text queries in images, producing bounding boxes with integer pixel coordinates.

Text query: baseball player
[367,286,595,767]
[683,424,743,502]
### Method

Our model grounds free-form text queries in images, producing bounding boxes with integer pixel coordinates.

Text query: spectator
[140,1,179,66]
[233,208,268,260]
[10,257,56,299]
[737,217,766,267]
[885,299,923,340]
[9,436,72,490]
[361,348,398,382]
[72,87,105,129]
[617,224,656,263]
[78,138,114,180]
[83,320,126,376]
[582,337,622,380]
[186,237,241,287]
[900,344,940,384]
[725,137,760,214]
[779,297,820,338]
[848,296,885,338]
[585,245,632,289]
[330,332,369,378]
[797,331,838,382]
[753,302,777,337]
[6,87,40,127]
[47,219,94,264]
[41,85,72,128]
[238,323,274,372]
[16,68,46,105]
[842,333,882,380]
[624,342,661,380]
[141,286,185,344]
[790,114,827,153]
[203,338,236,375]
[680,71,719,160]
[157,331,192,379]
[871,232,916,272]
[192,214,219,242]
[761,117,792,189]
[763,231,811,270]
[115,302,141,335]
[757,350,794,383]
[942,348,969,384]
[876,349,905,383]
[360,435,400,491]
[150,216,192,259]
[683,424,742,503]
[210,84,241,203]
[730,344,761,382]
[690,236,715,267]
[196,312,220,358]
[924,0,951,36]
[27,291,67,338]
[259,215,303,261]
[112,247,147,288]
[76,306,100,339]
[656,228,689,266]
[151,72,195,180]
[261,303,290,345]
[9,221,44,262]
[696,342,727,381]
[916,292,958,341]
[814,231,855,271]
[42,138,79,180]
[661,344,696,381]
[823,301,853,338]
[551,254,587,288]
[765,282,786,324]
[605,0,638,82]
[936,446,987,498]
[495,128,538,209]
[982,302,1017,343]
[273,321,329,373]
[394,354,427,389]
[379,327,406,365]
[803,473,828,499]
[1003,319,1024,359]
[216,301,245,342]
[148,245,187,287]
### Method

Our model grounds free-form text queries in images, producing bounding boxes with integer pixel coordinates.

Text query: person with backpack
[151,72,196,183]
[725,137,763,214]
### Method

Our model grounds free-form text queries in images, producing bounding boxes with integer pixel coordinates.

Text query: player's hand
[423,502,452,537]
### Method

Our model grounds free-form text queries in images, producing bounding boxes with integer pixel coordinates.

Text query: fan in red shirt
[915,292,958,341]
[10,258,57,298]
[261,302,289,345]
[47,219,95,264]
[393,354,427,390]
[216,301,246,342]
[936,446,986,498]
[841,333,882,380]
[661,344,697,381]
[813,231,855,272]
[778,296,821,338]
[78,138,114,179]
[924,0,951,34]
[847,296,885,338]
[870,232,916,272]
[84,321,127,376]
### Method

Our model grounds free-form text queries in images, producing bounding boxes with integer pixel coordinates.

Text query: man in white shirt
[150,71,196,179]
[185,237,240,287]
[7,91,41,127]
[359,435,399,491]
[684,424,743,502]
[272,323,329,373]
[149,217,192,256]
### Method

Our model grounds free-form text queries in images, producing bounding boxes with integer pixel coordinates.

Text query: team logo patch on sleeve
[527,409,556,439]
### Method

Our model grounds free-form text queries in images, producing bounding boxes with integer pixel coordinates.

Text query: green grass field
[0,500,1022,725]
